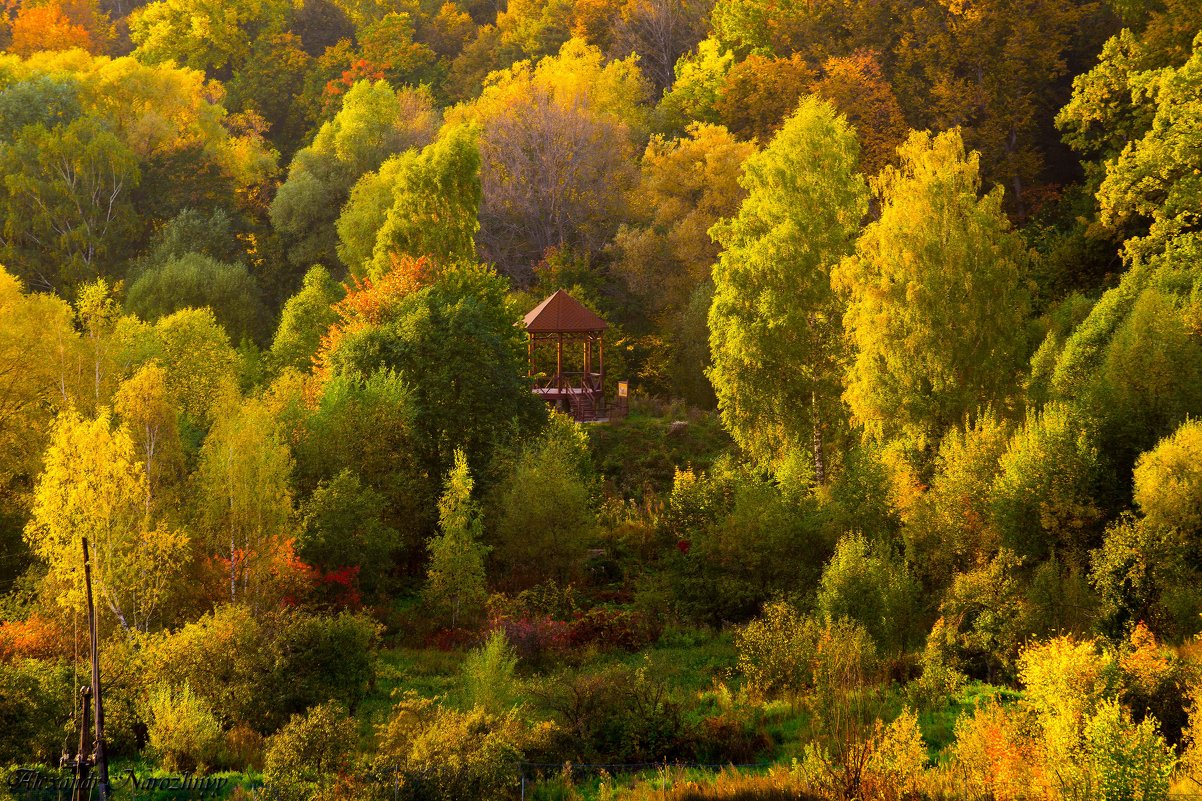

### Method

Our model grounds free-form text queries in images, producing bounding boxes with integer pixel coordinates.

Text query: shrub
[1084,698,1175,801]
[490,613,570,663]
[863,708,927,801]
[735,601,817,701]
[816,533,920,655]
[950,701,1043,800]
[462,630,520,714]
[0,658,72,764]
[376,693,535,801]
[567,606,662,651]
[150,605,379,733]
[145,684,225,773]
[533,664,695,763]
[264,702,357,801]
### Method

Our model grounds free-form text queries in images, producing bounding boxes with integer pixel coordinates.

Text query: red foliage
[566,606,662,651]
[490,613,571,661]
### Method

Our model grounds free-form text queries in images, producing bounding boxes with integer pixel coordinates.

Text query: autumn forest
[1,0,1202,797]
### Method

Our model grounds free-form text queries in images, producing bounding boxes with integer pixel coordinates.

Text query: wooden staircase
[569,390,601,422]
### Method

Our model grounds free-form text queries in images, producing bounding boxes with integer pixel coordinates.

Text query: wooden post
[556,334,563,391]
[598,334,604,384]
[527,334,534,378]
[73,687,91,801]
[82,538,110,801]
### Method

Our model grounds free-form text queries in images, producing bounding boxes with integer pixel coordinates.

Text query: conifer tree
[424,449,489,629]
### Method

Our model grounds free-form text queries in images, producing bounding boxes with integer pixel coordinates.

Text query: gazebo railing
[532,370,603,392]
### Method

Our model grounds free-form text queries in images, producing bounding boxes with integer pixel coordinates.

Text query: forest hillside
[2,0,1202,798]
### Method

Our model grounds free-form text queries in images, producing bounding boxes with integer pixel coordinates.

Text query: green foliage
[150,605,379,734]
[491,412,594,591]
[1090,517,1197,639]
[323,260,543,487]
[0,659,72,765]
[0,116,140,292]
[1133,418,1202,534]
[337,124,481,279]
[834,128,1030,468]
[270,265,343,372]
[1084,698,1176,801]
[263,701,357,801]
[144,683,225,773]
[735,600,816,700]
[657,463,830,626]
[271,80,440,267]
[462,630,520,713]
[126,253,266,342]
[708,95,868,479]
[816,533,920,655]
[375,693,531,801]
[990,402,1103,563]
[299,469,400,600]
[934,551,1030,681]
[424,449,490,628]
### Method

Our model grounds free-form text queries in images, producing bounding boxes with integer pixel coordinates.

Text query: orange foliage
[812,50,909,177]
[312,254,435,385]
[952,701,1044,801]
[0,614,65,661]
[716,53,815,143]
[1120,622,1173,697]
[9,2,92,56]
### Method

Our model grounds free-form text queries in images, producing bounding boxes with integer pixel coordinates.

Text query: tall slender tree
[708,95,868,483]
[424,449,488,628]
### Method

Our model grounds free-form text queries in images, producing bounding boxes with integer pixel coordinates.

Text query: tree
[810,51,908,177]
[319,259,543,487]
[0,117,140,293]
[25,408,189,633]
[0,268,84,568]
[126,253,267,342]
[337,124,481,280]
[269,265,343,372]
[129,0,290,75]
[8,2,95,55]
[708,95,868,482]
[151,307,237,426]
[816,533,919,655]
[194,394,296,607]
[424,448,489,628]
[449,37,649,282]
[891,0,1098,212]
[113,362,184,517]
[990,402,1102,564]
[270,80,440,268]
[833,129,1030,468]
[490,412,594,591]
[1096,33,1202,263]
[714,53,814,144]
[1133,419,1202,536]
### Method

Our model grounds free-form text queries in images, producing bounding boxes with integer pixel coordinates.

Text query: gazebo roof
[523,289,607,333]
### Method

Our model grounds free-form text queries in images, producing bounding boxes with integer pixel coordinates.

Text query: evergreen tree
[424,449,489,629]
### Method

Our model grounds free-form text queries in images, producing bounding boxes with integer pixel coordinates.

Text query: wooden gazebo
[524,290,606,421]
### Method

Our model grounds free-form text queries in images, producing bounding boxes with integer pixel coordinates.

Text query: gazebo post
[598,333,604,384]
[528,334,534,378]
[556,333,563,391]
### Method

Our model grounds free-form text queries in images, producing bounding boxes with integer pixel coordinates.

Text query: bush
[462,630,519,714]
[127,252,266,342]
[1084,698,1175,801]
[533,664,695,763]
[0,658,72,764]
[150,605,379,734]
[816,533,920,655]
[375,693,536,801]
[566,606,662,651]
[145,684,225,773]
[735,601,816,701]
[264,702,357,801]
